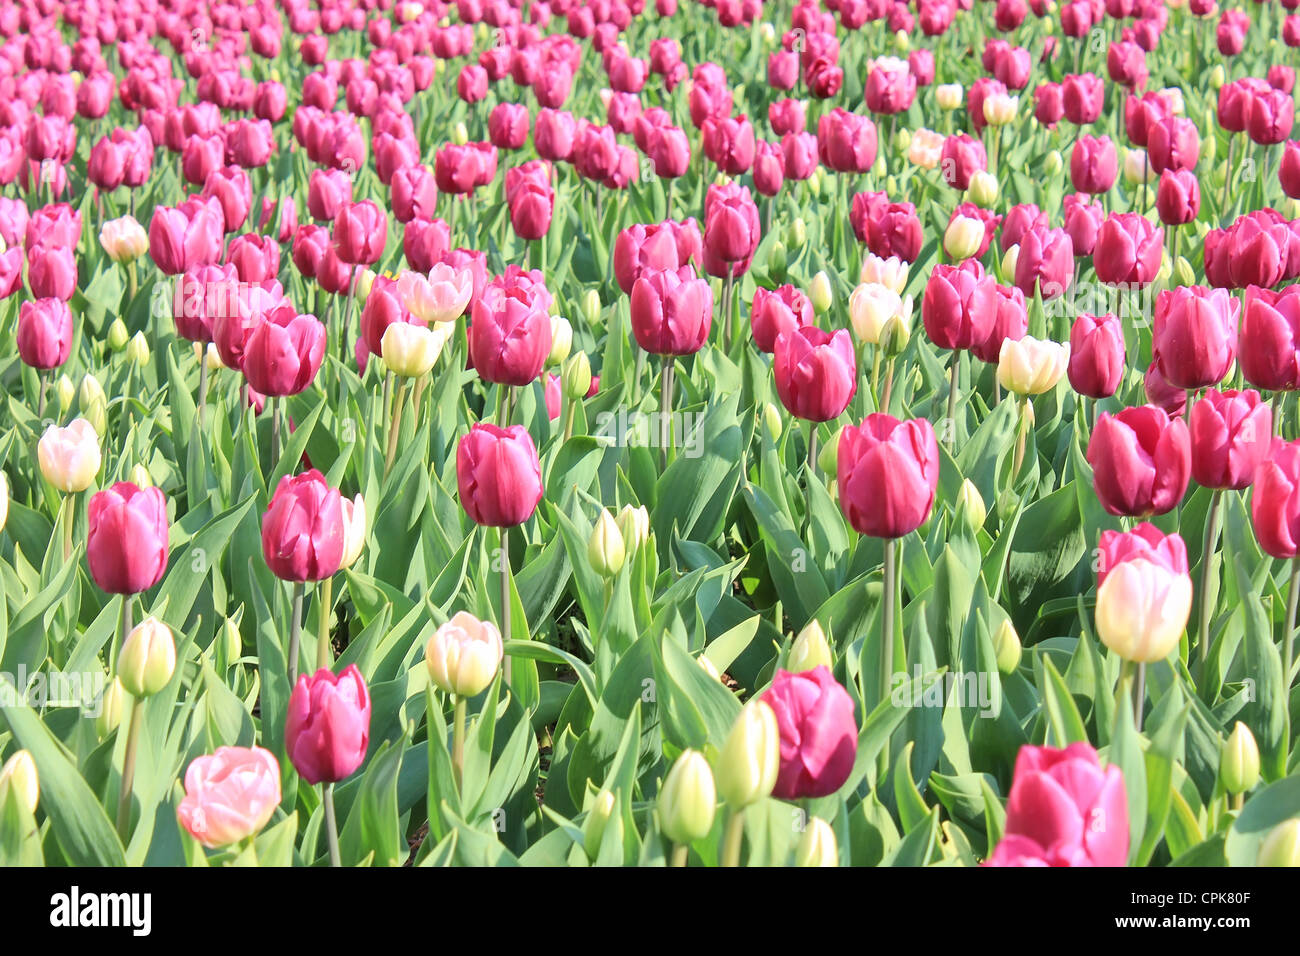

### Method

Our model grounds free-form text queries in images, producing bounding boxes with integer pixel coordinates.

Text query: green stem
[671,843,689,867]
[452,695,467,792]
[288,582,304,686]
[945,354,960,451]
[197,356,208,430]
[316,575,334,672]
[1133,662,1145,733]
[881,537,896,708]
[721,808,746,867]
[1197,489,1224,670]
[500,526,512,685]
[660,355,673,472]
[881,358,896,415]
[1285,558,1300,687]
[61,493,74,562]
[384,379,408,476]
[271,396,282,466]
[113,595,133,675]
[323,782,341,867]
[115,698,145,839]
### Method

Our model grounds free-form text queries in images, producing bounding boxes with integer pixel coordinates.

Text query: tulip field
[3,0,1300,878]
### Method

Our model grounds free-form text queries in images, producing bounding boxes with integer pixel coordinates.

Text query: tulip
[985,743,1128,866]
[715,699,780,810]
[1240,286,1300,391]
[148,198,223,275]
[262,471,345,584]
[37,418,100,493]
[425,611,503,698]
[796,817,839,867]
[333,200,387,265]
[469,274,553,385]
[837,414,939,538]
[587,509,626,579]
[1068,313,1126,399]
[760,667,857,800]
[659,750,717,855]
[972,283,1027,366]
[787,620,833,673]
[1063,193,1104,257]
[118,617,176,698]
[456,424,544,528]
[630,265,713,356]
[1257,820,1300,867]
[0,751,38,816]
[773,326,857,422]
[382,322,451,378]
[1155,169,1200,226]
[849,283,911,346]
[1093,213,1163,287]
[998,336,1070,396]
[285,666,371,785]
[86,482,168,596]
[922,260,998,351]
[1095,529,1192,664]
[1062,73,1104,124]
[939,133,987,190]
[1220,721,1260,796]
[177,746,282,848]
[1152,286,1238,389]
[1252,440,1300,560]
[944,215,984,261]
[1070,135,1118,194]
[100,215,148,264]
[859,253,909,294]
[750,285,813,354]
[1014,227,1074,300]
[16,298,72,371]
[1087,405,1190,516]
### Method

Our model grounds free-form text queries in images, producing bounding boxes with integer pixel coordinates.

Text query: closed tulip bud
[809,271,832,315]
[582,789,616,857]
[1257,819,1300,867]
[788,620,833,672]
[768,240,787,280]
[56,374,75,412]
[955,478,987,532]
[424,611,503,698]
[658,750,717,844]
[894,128,912,152]
[785,217,807,248]
[936,84,964,110]
[967,171,999,207]
[561,351,592,400]
[79,374,105,410]
[998,336,1070,395]
[762,402,783,441]
[129,464,151,488]
[879,315,910,358]
[1044,151,1063,177]
[945,215,985,261]
[983,93,1018,127]
[588,509,626,578]
[818,426,841,475]
[1209,65,1225,90]
[0,750,39,815]
[1175,256,1195,287]
[339,494,367,571]
[381,322,451,378]
[1124,149,1152,186]
[698,654,722,681]
[716,699,780,807]
[452,121,469,145]
[994,619,1022,673]
[615,505,649,554]
[126,332,150,365]
[795,816,838,866]
[893,30,910,51]
[118,617,176,698]
[355,268,376,303]
[96,678,126,738]
[1221,722,1260,795]
[548,316,573,366]
[107,318,129,351]
[220,616,241,663]
[1201,137,1216,163]
[581,289,601,326]
[83,395,107,436]
[759,22,776,46]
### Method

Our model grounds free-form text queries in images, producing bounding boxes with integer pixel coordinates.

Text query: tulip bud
[1220,722,1260,795]
[355,268,376,303]
[697,654,722,681]
[982,93,1018,127]
[879,315,910,358]
[936,84,964,110]
[126,331,150,366]
[96,678,126,738]
[0,472,7,533]
[1123,148,1152,186]
[759,22,776,47]
[784,217,807,248]
[1044,150,1063,177]
[79,374,105,410]
[884,175,899,195]
[107,318,129,352]
[582,789,616,858]
[993,619,1022,674]
[658,750,717,845]
[894,128,911,153]
[1257,819,1300,867]
[452,121,469,145]
[129,463,151,488]
[1200,136,1216,163]
[1175,256,1195,287]
[967,170,999,207]
[117,617,176,698]
[795,816,838,866]
[715,699,780,807]
[767,240,787,281]
[809,271,832,315]
[762,402,783,441]
[561,351,592,401]
[818,425,841,476]
[216,615,241,664]
[581,289,601,327]
[1001,243,1020,280]
[0,750,39,816]
[548,316,573,366]
[954,478,986,532]
[83,395,107,437]
[788,620,833,672]
[588,509,626,578]
[615,504,649,554]
[56,374,75,412]
[1209,65,1225,90]
[893,29,909,51]
[944,215,984,261]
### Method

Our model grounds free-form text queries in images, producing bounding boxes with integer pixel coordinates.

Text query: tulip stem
[288,581,304,686]
[670,843,689,867]
[384,380,408,477]
[1197,489,1224,671]
[115,697,145,840]
[660,355,674,471]
[452,695,467,792]
[881,358,896,415]
[37,370,47,419]
[197,357,208,430]
[323,782,341,868]
[59,492,74,562]
[881,537,897,710]
[271,396,282,467]
[721,808,746,867]
[500,527,512,685]
[317,576,334,672]
[1221,135,1235,221]
[1011,395,1029,485]
[945,354,960,451]
[1285,558,1300,688]
[1133,663,1145,733]
[870,348,882,409]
